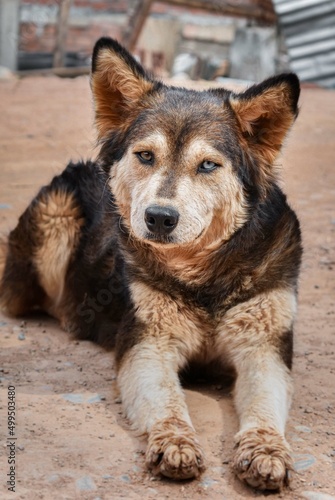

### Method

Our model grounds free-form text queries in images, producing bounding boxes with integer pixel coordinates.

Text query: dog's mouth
[143,227,205,247]
[144,232,177,246]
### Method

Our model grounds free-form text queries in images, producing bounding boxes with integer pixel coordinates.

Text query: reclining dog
[0,37,302,490]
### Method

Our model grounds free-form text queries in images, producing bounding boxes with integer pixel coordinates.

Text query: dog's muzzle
[145,205,179,235]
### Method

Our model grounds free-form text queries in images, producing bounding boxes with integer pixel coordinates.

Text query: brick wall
[18,1,217,56]
[19,1,127,54]
[20,0,128,11]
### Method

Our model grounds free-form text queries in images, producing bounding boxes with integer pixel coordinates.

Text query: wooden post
[0,0,20,71]
[159,0,275,24]
[53,0,72,68]
[122,0,153,52]
[121,0,275,56]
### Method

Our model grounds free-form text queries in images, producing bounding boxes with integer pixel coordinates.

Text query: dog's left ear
[229,74,300,167]
[91,37,155,140]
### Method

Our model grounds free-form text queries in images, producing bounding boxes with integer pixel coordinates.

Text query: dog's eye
[136,151,154,164]
[198,160,219,173]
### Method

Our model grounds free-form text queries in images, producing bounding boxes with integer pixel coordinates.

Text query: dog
[0,37,302,491]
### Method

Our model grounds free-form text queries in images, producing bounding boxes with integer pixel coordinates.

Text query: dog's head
[91,37,300,248]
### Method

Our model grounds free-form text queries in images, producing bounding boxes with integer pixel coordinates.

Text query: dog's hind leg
[32,188,84,320]
[116,282,206,480]
[216,288,296,490]
[0,185,84,321]
[0,201,46,317]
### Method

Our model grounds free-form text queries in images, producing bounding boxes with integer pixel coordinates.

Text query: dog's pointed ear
[229,74,300,167]
[91,37,155,140]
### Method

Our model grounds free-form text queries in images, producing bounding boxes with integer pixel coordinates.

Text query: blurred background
[0,0,334,87]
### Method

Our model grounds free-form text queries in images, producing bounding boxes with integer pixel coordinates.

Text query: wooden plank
[122,0,154,52]
[53,0,72,68]
[17,66,90,78]
[159,0,276,24]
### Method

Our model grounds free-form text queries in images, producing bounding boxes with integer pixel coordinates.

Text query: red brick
[18,0,206,55]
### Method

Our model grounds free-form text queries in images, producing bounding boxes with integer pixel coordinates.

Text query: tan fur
[110,132,169,229]
[91,50,154,139]
[110,136,248,254]
[127,280,208,362]
[146,418,205,479]
[117,281,210,477]
[230,83,297,197]
[213,288,295,489]
[33,190,84,317]
[230,84,294,134]
[233,427,293,490]
[216,288,296,434]
[149,235,224,285]
[216,288,296,358]
[117,283,296,488]
[151,199,246,284]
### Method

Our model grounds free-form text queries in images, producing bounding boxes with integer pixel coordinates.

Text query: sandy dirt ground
[0,75,334,500]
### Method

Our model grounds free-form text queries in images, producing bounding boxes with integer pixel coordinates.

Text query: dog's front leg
[217,288,296,490]
[116,282,205,480]
[117,342,205,479]
[232,351,294,490]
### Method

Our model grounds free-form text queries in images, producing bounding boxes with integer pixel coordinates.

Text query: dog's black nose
[145,205,179,235]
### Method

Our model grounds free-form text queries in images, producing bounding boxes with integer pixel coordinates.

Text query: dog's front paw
[146,419,205,480]
[233,427,293,490]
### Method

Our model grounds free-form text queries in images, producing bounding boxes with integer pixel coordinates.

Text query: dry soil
[0,76,334,500]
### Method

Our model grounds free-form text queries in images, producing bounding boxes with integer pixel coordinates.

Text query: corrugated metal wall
[273,0,335,88]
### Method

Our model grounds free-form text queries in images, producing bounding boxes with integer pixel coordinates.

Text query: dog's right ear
[91,37,155,140]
